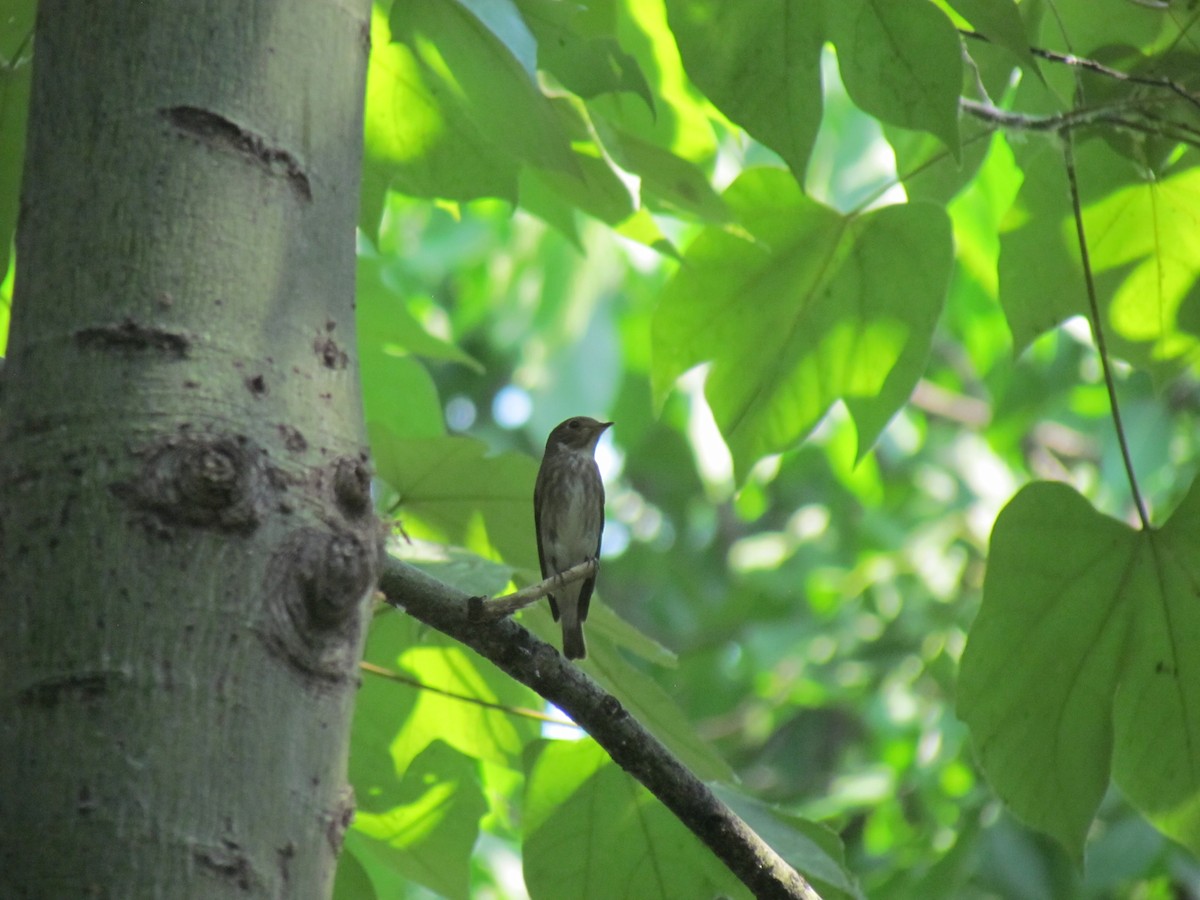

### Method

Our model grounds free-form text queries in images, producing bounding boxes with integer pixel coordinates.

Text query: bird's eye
[568,419,581,429]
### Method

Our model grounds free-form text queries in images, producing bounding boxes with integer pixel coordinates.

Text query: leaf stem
[1061,130,1150,529]
[360,660,569,724]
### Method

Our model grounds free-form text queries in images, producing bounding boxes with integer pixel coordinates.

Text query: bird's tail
[561,610,586,660]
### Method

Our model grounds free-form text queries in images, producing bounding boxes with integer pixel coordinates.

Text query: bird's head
[544,416,612,455]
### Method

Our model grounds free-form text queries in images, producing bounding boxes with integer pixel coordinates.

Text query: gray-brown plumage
[533,416,611,660]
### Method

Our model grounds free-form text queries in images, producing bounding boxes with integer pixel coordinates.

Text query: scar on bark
[75,318,191,357]
[161,105,312,201]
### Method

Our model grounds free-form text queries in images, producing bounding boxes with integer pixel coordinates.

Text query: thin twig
[961,97,1157,133]
[1061,130,1151,529]
[359,660,570,724]
[467,558,597,620]
[959,28,1200,115]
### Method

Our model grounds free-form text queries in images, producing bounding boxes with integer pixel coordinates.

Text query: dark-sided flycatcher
[534,416,612,660]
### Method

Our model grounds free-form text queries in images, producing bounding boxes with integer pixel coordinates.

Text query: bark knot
[114,433,264,533]
[259,526,379,682]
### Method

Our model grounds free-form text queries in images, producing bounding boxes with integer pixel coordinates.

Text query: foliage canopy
[5,0,1200,896]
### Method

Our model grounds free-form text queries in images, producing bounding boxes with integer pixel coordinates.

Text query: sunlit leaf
[1000,137,1200,376]
[652,168,951,477]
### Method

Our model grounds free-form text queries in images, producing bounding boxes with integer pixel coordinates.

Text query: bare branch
[467,558,597,621]
[379,556,824,900]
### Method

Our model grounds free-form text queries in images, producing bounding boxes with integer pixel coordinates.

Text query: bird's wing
[578,477,605,622]
[533,474,561,621]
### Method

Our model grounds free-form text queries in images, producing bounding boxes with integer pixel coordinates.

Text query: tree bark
[0,2,376,897]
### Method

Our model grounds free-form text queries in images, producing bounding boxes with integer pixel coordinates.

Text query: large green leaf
[959,479,1200,858]
[824,0,962,159]
[652,168,951,477]
[665,0,824,182]
[522,740,749,900]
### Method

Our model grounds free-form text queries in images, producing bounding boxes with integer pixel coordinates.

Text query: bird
[533,416,612,660]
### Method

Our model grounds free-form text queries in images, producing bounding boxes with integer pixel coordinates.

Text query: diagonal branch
[378,555,824,900]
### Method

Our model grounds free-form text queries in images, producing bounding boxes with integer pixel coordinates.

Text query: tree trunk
[0,1,376,897]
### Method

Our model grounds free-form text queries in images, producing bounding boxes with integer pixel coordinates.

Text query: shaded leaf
[825,0,962,158]
[0,2,32,281]
[517,0,655,110]
[358,254,483,370]
[712,783,862,900]
[948,0,1040,77]
[959,479,1200,858]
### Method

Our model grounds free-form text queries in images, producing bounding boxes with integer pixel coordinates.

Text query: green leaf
[959,479,1200,858]
[1035,0,1167,57]
[825,0,962,159]
[584,0,717,167]
[391,0,579,176]
[1000,137,1200,376]
[652,169,951,478]
[585,632,732,781]
[594,121,729,222]
[357,254,483,370]
[948,0,1040,77]
[958,482,1136,858]
[352,741,488,900]
[373,429,540,569]
[711,784,862,900]
[361,352,445,442]
[0,2,32,280]
[332,842,378,900]
[366,613,542,773]
[522,740,749,900]
[517,0,655,109]
[1112,479,1200,853]
[364,6,518,202]
[519,97,635,227]
[665,0,824,182]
